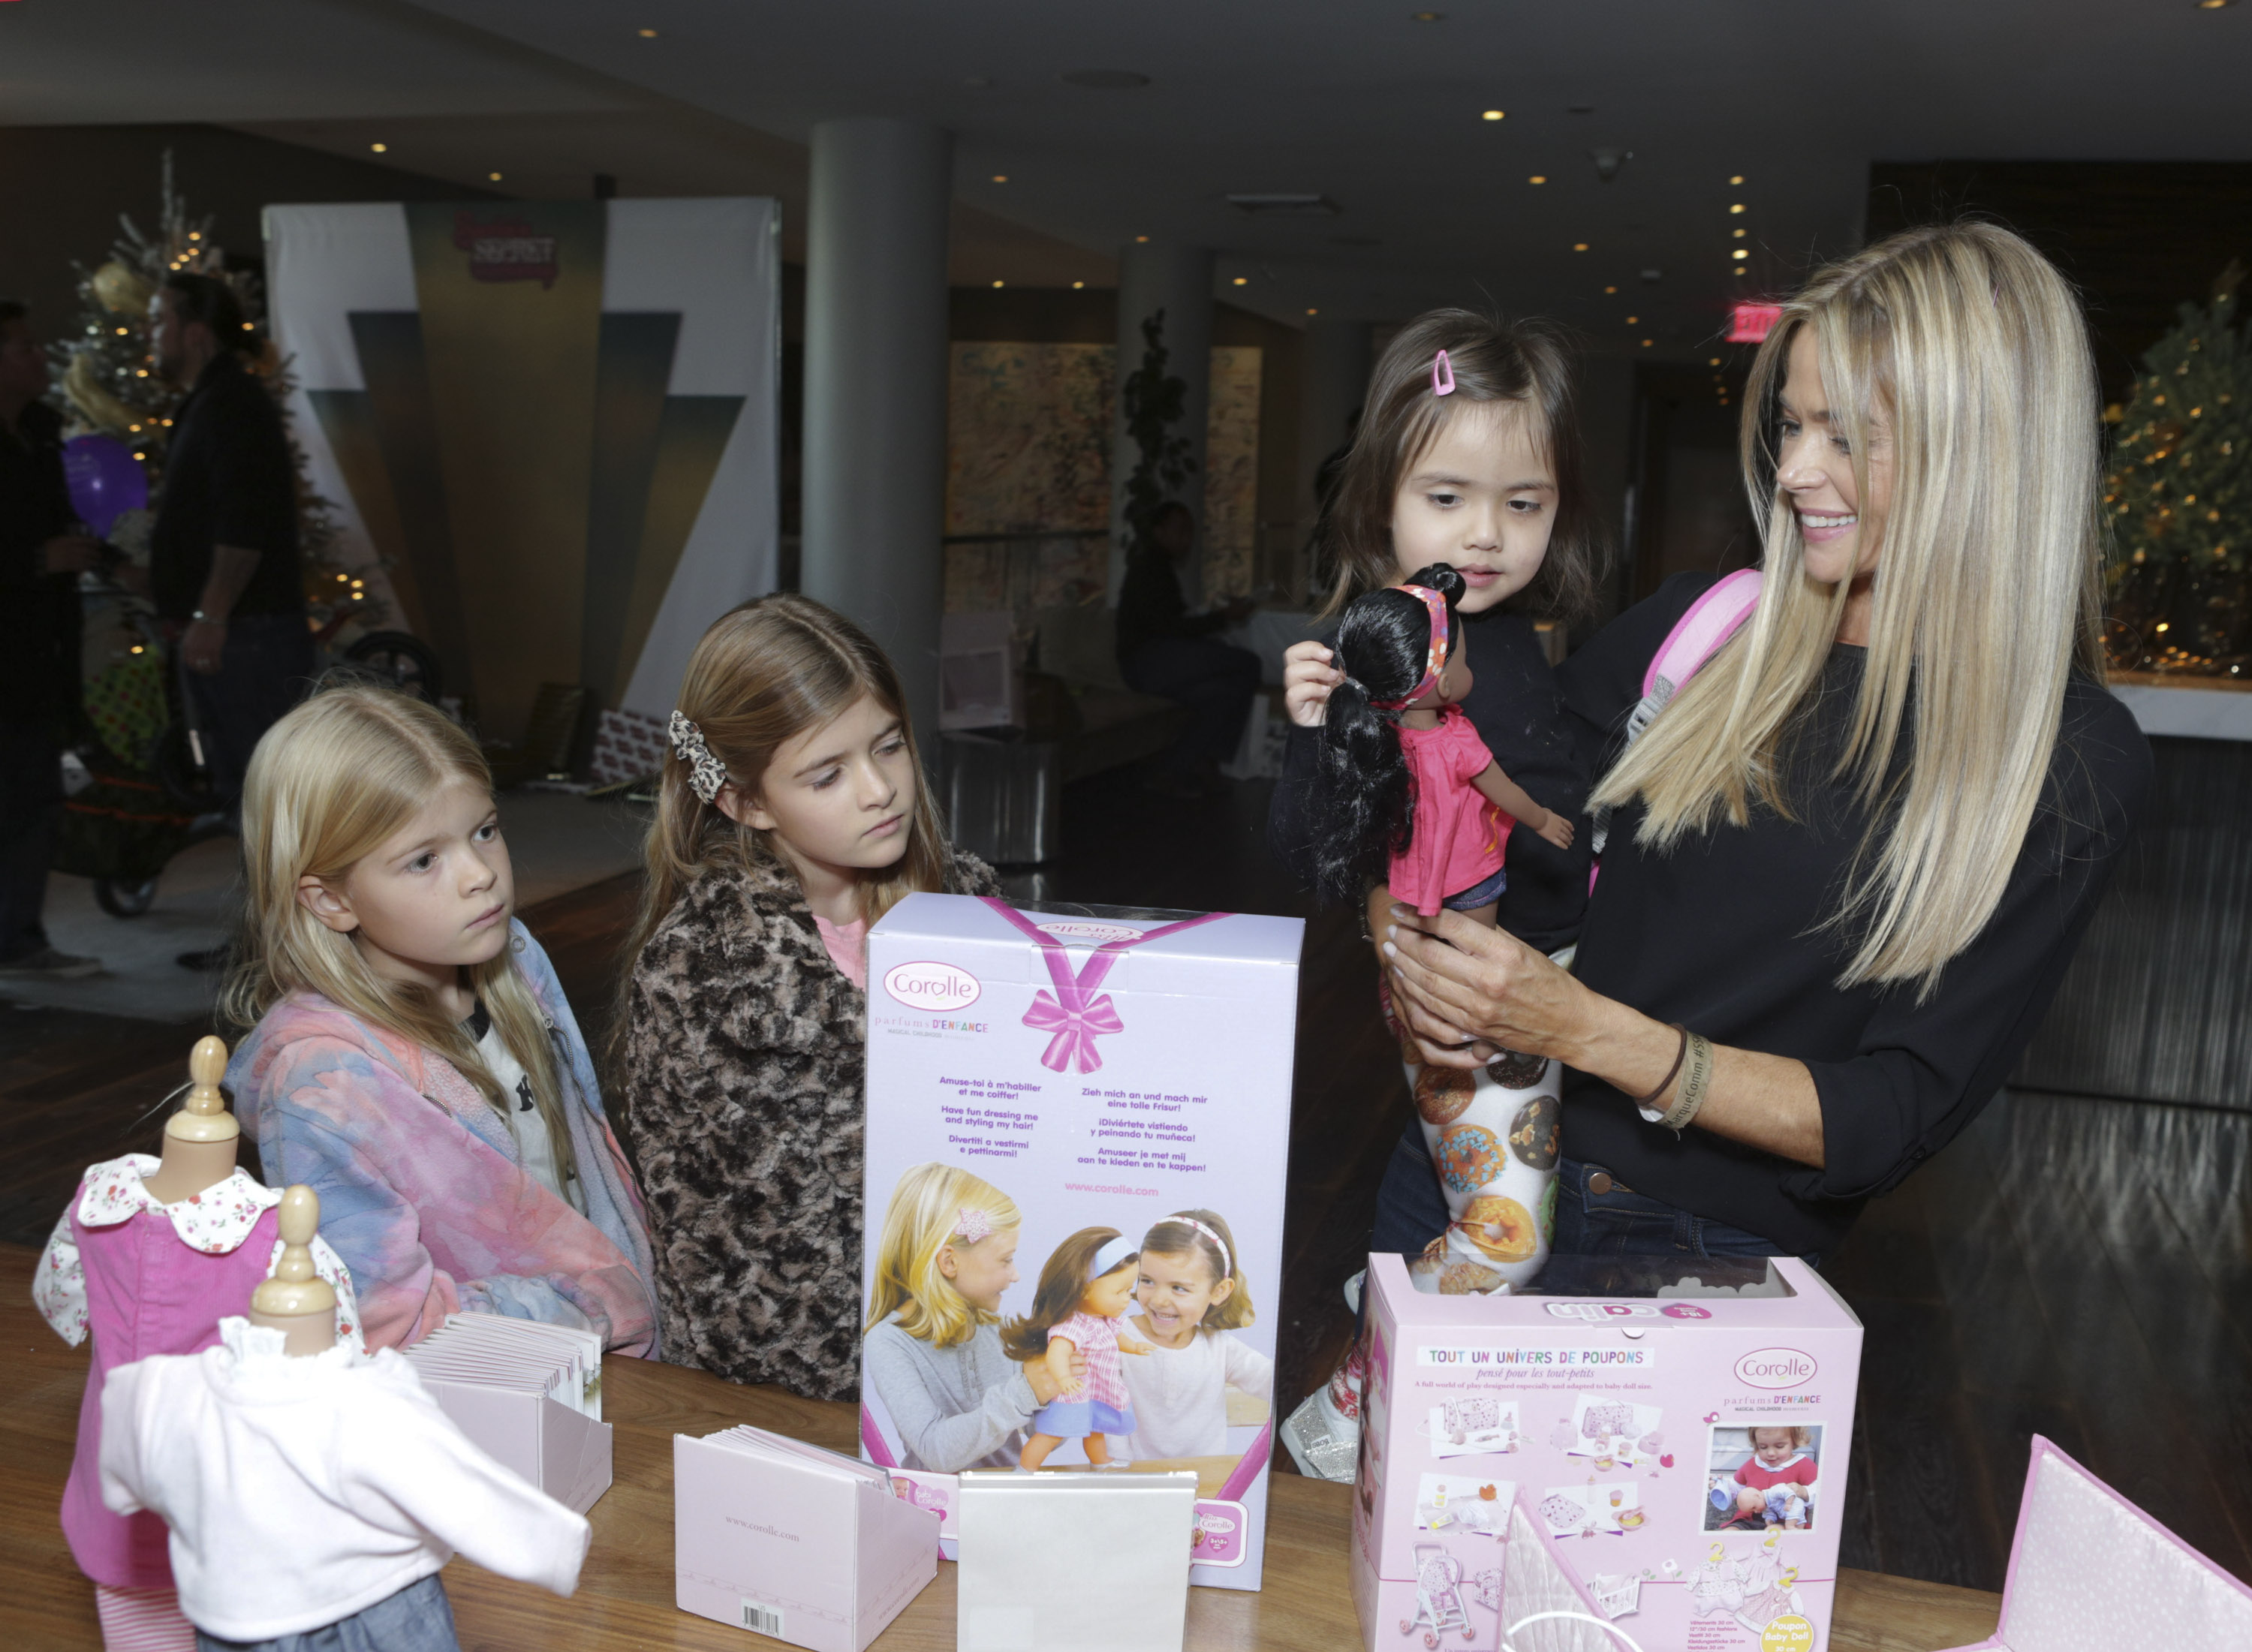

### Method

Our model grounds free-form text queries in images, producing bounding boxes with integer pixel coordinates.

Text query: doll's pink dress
[1388,705,1512,915]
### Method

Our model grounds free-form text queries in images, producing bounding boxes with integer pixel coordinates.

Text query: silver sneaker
[1280,1385,1362,1483]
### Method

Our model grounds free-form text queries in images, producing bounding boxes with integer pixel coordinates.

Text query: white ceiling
[5,0,2247,357]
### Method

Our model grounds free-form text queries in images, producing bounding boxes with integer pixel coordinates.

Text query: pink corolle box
[1935,1434,2252,1650]
[859,895,1302,1592]
[1353,1250,1862,1651]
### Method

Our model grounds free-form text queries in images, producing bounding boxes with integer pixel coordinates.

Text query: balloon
[63,435,149,540]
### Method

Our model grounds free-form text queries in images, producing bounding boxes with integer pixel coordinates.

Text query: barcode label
[742,1599,785,1636]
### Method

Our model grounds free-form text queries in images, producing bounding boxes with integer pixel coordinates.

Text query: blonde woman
[1373,223,2152,1265]
[222,685,658,1352]
[861,1163,1081,1473]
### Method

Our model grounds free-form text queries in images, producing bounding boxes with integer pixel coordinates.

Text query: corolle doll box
[1353,1250,1862,1651]
[858,894,1302,1592]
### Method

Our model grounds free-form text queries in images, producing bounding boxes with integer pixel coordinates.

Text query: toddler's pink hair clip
[951,1208,994,1245]
[1432,349,1456,396]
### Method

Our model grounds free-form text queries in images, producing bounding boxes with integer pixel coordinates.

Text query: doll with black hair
[1309,563,1575,927]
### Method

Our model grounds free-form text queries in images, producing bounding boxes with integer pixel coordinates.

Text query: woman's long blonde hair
[612,595,950,1055]
[864,1161,1024,1349]
[221,685,578,1178]
[1593,222,2108,997]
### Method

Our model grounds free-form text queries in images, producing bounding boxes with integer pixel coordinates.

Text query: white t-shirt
[467,1001,584,1213]
[1117,1323,1274,1461]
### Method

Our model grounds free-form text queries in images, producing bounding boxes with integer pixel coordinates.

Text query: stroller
[1400,1542,1478,1647]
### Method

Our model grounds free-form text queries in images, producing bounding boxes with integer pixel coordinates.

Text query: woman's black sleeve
[1784,692,2153,1202]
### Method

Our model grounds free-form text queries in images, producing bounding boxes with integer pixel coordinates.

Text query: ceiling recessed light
[369,142,387,153]
[1709,357,1721,366]
[1306,307,1320,316]
[1641,339,1653,348]
[1733,228,1746,239]
[991,280,1004,289]
[1231,275,1248,285]
[1528,175,1548,185]
[1604,284,1617,294]
[992,174,1008,183]
[1733,249,1749,260]
[1573,242,1589,251]
[1626,315,1638,324]
[488,172,503,182]
[1482,110,1505,122]
[1071,280,1085,290]
[1063,68,1151,89]
[1411,10,1444,20]
[2197,1,2233,9]
[1730,203,1745,214]
[1134,234,1149,243]
[1730,174,1745,185]
[638,27,658,38]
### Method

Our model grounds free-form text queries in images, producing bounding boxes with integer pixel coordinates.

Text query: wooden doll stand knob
[248,1185,339,1358]
[140,1036,241,1205]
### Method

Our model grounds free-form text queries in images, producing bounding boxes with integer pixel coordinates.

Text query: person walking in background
[147,272,311,972]
[1115,500,1260,798]
[0,299,104,982]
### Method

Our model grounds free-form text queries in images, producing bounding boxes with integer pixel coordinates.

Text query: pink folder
[1938,1435,2252,1650]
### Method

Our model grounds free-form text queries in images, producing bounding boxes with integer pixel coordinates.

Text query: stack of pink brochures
[1935,1434,2252,1650]
[402,1314,610,1514]
[675,1425,939,1652]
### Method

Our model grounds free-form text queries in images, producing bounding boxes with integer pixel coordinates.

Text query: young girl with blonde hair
[223,685,658,1353]
[618,596,998,1401]
[860,1162,1079,1473]
[1380,222,2151,1268]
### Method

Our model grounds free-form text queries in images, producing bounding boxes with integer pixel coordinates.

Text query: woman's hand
[1380,904,1601,1070]
[1534,810,1576,850]
[1283,639,1341,728]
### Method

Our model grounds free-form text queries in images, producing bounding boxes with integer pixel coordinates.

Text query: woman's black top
[1559,573,2152,1256]
[1266,606,1593,953]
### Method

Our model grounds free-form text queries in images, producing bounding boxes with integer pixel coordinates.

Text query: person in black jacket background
[1115,501,1260,797]
[0,300,104,980]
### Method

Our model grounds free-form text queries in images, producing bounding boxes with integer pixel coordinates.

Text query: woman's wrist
[1565,995,1684,1097]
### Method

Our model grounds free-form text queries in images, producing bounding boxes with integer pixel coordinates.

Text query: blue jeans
[1367,1118,1818,1271]
[182,612,317,811]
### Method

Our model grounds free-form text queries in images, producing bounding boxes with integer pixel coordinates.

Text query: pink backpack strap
[1643,567,1763,703]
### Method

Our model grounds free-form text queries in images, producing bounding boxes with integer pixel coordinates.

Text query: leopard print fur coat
[619,847,998,1400]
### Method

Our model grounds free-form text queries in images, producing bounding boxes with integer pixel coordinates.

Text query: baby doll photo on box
[1705,1422,1823,1533]
[856,895,1301,1592]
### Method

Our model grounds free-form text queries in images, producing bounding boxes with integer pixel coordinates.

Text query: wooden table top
[0,1242,2000,1650]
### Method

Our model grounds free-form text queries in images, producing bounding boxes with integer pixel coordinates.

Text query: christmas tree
[2103,263,2251,677]
[50,149,367,627]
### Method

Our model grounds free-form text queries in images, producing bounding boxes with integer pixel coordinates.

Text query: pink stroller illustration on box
[1400,1541,1479,1647]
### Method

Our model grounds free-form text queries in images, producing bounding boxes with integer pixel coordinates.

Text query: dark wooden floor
[4,766,2246,1591]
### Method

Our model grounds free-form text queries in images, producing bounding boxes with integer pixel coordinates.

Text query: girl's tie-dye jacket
[227,922,660,1356]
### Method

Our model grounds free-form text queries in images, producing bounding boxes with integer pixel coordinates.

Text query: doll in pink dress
[1002,1228,1152,1470]
[1305,564,1574,926]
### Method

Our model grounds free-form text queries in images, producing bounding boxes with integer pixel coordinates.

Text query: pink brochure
[674,1428,937,1652]
[1935,1434,2252,1650]
[858,895,1302,1591]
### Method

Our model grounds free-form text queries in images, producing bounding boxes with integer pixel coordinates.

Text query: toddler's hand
[1537,811,1576,850]
[1283,640,1341,728]
[1118,1338,1153,1356]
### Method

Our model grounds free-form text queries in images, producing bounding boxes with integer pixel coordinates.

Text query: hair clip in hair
[668,711,730,805]
[951,1207,994,1246]
[1432,349,1456,397]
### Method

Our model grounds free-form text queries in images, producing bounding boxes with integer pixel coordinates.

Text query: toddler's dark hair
[1316,308,1606,626]
[1307,563,1465,908]
[1142,1208,1255,1332]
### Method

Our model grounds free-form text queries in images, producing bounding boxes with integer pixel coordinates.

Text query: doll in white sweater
[1118,1210,1273,1462]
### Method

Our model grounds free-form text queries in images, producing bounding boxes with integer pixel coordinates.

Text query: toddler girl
[1118,1209,1273,1462]
[1002,1227,1151,1470]
[1733,1425,1817,1527]
[617,596,998,1401]
[223,685,658,1353]
[1308,563,1574,925]
[861,1162,1079,1473]
[1270,310,1606,1479]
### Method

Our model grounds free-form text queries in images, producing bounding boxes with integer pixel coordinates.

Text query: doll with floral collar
[1002,1228,1152,1470]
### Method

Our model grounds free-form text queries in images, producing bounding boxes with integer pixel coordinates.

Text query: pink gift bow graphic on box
[979,898,1232,1074]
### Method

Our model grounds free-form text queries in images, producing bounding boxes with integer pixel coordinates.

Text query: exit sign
[1727,302,1782,344]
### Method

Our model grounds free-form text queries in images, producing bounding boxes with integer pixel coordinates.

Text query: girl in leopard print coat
[616,597,998,1401]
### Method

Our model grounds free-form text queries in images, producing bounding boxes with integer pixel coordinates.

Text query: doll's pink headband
[1367,584,1453,710]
